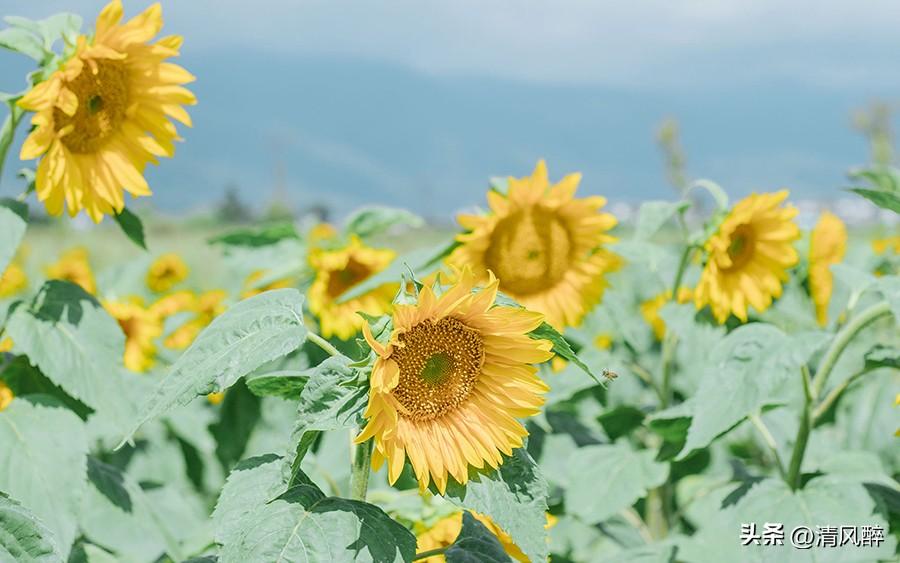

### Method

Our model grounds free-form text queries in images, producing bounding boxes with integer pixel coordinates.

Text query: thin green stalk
[659,244,695,407]
[413,547,447,561]
[349,437,373,501]
[812,369,871,422]
[626,360,665,403]
[645,487,668,539]
[0,103,24,182]
[748,413,787,480]
[307,331,341,357]
[786,366,813,490]
[810,301,891,400]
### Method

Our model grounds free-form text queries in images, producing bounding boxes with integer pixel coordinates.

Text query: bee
[601,368,619,382]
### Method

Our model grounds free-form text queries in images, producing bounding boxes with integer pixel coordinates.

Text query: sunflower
[449,160,621,329]
[308,235,397,340]
[17,0,195,222]
[104,297,163,372]
[308,222,338,243]
[240,270,294,299]
[0,381,12,412]
[808,211,847,326]
[872,235,900,255]
[207,392,225,405]
[640,287,693,340]
[0,338,12,354]
[146,253,189,293]
[356,268,553,493]
[46,247,96,294]
[694,191,800,323]
[415,511,528,563]
[164,289,227,349]
[0,262,28,298]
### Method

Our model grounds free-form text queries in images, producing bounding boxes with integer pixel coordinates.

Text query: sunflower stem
[0,102,24,186]
[307,331,341,358]
[412,547,448,560]
[748,412,787,481]
[349,437,373,501]
[786,365,813,490]
[809,301,891,401]
[812,368,871,422]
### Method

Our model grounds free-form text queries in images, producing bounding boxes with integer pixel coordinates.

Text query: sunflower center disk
[326,257,373,298]
[392,317,484,421]
[55,60,130,154]
[484,207,572,295]
[725,224,756,271]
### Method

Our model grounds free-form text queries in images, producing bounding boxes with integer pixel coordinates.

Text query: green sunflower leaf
[344,206,424,239]
[245,369,308,399]
[0,491,62,563]
[120,288,307,447]
[208,222,299,247]
[445,511,511,563]
[112,207,147,250]
[847,188,900,214]
[529,322,601,384]
[633,200,690,241]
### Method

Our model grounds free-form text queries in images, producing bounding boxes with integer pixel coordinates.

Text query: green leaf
[875,277,900,323]
[529,322,601,384]
[344,206,424,238]
[208,222,299,247]
[121,288,307,445]
[0,491,62,562]
[646,401,693,461]
[445,512,511,563]
[688,178,729,211]
[443,448,549,563]
[0,27,44,61]
[633,200,689,241]
[0,398,88,559]
[847,188,900,213]
[679,324,802,459]
[220,468,415,563]
[4,281,139,435]
[210,378,261,470]
[565,442,668,524]
[597,405,646,441]
[0,198,27,274]
[245,370,308,399]
[4,13,81,52]
[863,343,899,371]
[337,239,456,303]
[112,207,147,250]
[212,454,286,547]
[680,477,897,563]
[286,356,367,471]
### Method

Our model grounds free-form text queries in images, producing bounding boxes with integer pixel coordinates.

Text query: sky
[0,0,898,219]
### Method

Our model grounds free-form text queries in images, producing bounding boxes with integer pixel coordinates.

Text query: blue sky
[1,0,898,218]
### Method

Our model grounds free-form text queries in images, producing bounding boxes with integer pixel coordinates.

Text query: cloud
[3,0,900,89]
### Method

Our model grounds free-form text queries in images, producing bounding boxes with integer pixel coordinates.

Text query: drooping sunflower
[17,0,195,222]
[46,247,96,294]
[640,287,693,340]
[0,262,28,298]
[448,160,621,329]
[808,211,847,326]
[146,253,189,293]
[0,381,12,411]
[694,191,800,323]
[104,297,163,372]
[240,270,294,299]
[308,235,397,340]
[163,289,227,349]
[356,268,553,493]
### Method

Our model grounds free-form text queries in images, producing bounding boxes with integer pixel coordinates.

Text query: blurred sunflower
[872,235,900,255]
[0,338,12,353]
[449,160,621,329]
[356,268,552,493]
[308,235,396,340]
[17,0,195,222]
[641,287,693,340]
[146,253,189,293]
[147,289,195,318]
[164,289,227,349]
[415,511,526,562]
[207,392,225,405]
[0,381,12,411]
[808,212,847,326]
[307,222,338,243]
[240,270,293,299]
[45,247,96,294]
[0,262,28,298]
[104,297,163,372]
[694,191,799,323]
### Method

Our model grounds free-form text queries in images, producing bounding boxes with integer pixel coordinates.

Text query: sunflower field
[1,3,899,563]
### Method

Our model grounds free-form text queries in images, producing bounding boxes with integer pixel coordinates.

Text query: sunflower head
[163,289,228,350]
[17,0,195,222]
[46,247,96,294]
[641,287,693,340]
[356,268,553,493]
[809,211,847,326]
[872,235,900,256]
[0,262,28,298]
[147,253,189,293]
[449,160,621,329]
[104,297,163,372]
[0,338,13,354]
[0,380,12,412]
[694,191,800,323]
[308,235,397,340]
[415,511,528,563]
